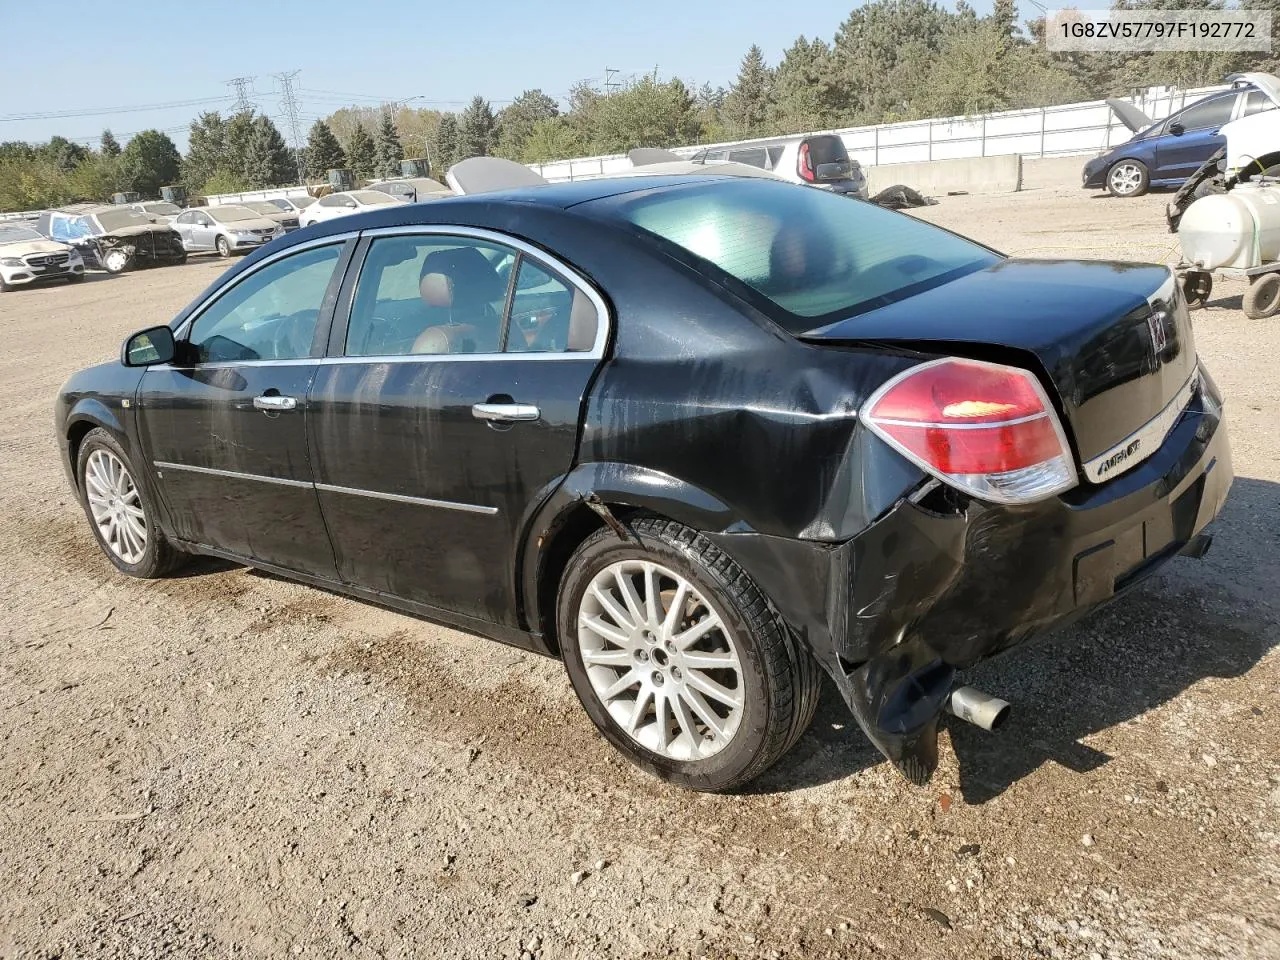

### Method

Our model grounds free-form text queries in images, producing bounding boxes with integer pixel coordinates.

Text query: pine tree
[723,45,774,137]
[100,130,121,158]
[457,96,496,160]
[119,130,182,197]
[244,115,296,188]
[374,111,404,178]
[346,123,376,179]
[495,89,560,159]
[183,111,227,191]
[434,114,459,172]
[305,120,345,179]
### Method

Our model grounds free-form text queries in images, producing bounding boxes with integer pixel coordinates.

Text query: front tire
[101,247,131,274]
[216,236,231,258]
[76,428,183,578]
[557,516,820,792]
[1107,160,1149,197]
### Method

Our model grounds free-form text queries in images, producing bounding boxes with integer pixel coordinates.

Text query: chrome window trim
[172,231,359,341]
[153,461,314,489]
[313,482,498,515]
[346,223,612,360]
[153,461,498,515]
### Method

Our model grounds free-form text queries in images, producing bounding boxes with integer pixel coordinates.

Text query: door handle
[471,402,539,422]
[253,394,298,411]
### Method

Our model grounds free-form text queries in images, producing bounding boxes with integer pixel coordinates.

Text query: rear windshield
[93,209,151,231]
[604,179,999,332]
[804,135,849,165]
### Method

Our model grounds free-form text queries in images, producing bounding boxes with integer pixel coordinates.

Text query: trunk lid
[804,259,1196,476]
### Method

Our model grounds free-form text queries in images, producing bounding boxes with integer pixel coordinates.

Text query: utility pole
[274,70,305,184]
[604,67,621,96]
[226,76,257,114]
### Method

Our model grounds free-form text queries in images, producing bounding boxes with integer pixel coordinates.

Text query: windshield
[351,191,399,205]
[244,201,283,216]
[144,202,181,215]
[0,225,43,244]
[94,208,151,231]
[208,206,259,223]
[603,180,999,331]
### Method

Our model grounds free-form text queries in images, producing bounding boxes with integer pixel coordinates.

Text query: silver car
[172,205,280,257]
[130,201,183,223]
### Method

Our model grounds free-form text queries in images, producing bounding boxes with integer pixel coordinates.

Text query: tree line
[3,0,1278,212]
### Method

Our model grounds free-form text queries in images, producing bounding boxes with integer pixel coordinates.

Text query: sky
[0,0,999,151]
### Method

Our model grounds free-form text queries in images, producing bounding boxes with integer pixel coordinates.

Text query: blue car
[1082,82,1275,197]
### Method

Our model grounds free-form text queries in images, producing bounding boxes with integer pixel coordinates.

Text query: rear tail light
[797,142,816,182]
[862,357,1077,504]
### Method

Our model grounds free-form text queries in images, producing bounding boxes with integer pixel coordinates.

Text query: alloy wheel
[576,559,744,761]
[84,448,148,564]
[1109,163,1143,196]
[102,248,129,273]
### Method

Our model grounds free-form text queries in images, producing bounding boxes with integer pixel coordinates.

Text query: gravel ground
[1,181,1277,960]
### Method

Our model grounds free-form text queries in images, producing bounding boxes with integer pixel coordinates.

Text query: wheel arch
[520,463,740,657]
[64,400,129,493]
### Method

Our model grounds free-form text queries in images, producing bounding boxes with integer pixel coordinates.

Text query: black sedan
[55,175,1232,791]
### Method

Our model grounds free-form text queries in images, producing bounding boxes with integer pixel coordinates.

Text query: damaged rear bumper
[708,367,1232,783]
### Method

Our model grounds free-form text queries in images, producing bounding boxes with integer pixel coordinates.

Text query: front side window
[186,244,342,363]
[603,179,999,332]
[1175,94,1234,131]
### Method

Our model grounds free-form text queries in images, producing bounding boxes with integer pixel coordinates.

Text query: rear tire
[1107,160,1149,198]
[1243,273,1280,319]
[76,428,184,579]
[216,236,231,258]
[557,515,820,792]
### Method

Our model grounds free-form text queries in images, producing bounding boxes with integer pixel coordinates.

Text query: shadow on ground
[754,476,1278,800]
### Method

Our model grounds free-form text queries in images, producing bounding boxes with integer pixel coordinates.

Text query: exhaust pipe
[945,686,1010,732]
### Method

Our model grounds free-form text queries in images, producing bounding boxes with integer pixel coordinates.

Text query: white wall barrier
[0,81,1231,218]
[529,83,1226,183]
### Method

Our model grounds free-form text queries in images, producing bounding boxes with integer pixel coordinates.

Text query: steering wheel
[270,309,318,359]
[511,304,567,352]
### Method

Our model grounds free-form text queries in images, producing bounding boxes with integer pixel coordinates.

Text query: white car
[300,190,402,228]
[263,195,316,218]
[130,201,183,223]
[0,222,84,292]
[691,134,869,199]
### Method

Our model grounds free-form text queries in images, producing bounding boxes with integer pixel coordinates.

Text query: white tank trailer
[1178,182,1280,319]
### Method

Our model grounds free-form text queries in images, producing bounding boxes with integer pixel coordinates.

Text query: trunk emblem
[1147,310,1169,354]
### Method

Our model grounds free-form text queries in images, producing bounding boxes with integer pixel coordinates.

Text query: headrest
[418,246,506,309]
[420,272,452,308]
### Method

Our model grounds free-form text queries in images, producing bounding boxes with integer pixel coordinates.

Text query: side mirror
[122,325,176,367]
[1169,122,1185,136]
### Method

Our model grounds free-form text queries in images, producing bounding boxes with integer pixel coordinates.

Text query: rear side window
[1243,90,1276,117]
[727,147,768,169]
[606,180,998,332]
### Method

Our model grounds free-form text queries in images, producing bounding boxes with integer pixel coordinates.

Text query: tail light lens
[797,142,816,182]
[862,358,1077,504]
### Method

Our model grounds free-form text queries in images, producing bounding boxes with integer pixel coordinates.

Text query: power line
[604,68,621,96]
[0,96,233,123]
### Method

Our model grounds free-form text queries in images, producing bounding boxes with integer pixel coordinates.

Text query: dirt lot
[1,182,1278,960]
